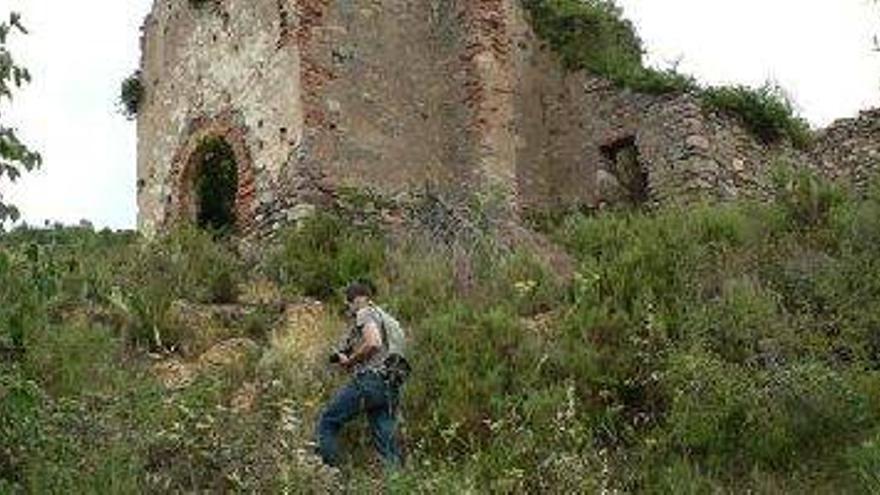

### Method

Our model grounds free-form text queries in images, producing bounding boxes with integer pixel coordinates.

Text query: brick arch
[167,112,257,233]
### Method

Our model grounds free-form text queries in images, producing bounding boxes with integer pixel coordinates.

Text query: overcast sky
[2,0,880,230]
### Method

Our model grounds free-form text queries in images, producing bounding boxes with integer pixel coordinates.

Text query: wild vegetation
[522,0,813,147]
[3,167,880,492]
[0,13,41,222]
[119,70,143,121]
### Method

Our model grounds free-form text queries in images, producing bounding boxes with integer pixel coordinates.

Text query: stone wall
[510,62,812,210]
[136,0,879,238]
[137,0,305,236]
[138,0,531,237]
[811,109,880,192]
[289,0,475,196]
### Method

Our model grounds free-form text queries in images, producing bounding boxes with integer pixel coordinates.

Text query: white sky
[2,0,880,230]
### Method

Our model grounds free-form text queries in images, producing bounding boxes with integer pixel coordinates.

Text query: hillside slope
[2,170,880,492]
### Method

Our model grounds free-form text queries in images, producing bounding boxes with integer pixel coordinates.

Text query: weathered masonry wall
[137,0,526,237]
[137,0,303,236]
[288,0,476,198]
[136,0,880,238]
[509,56,812,210]
[812,109,880,192]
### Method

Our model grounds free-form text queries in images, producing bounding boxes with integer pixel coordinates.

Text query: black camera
[328,346,352,364]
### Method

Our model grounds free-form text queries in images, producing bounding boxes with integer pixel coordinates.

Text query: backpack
[375,307,412,386]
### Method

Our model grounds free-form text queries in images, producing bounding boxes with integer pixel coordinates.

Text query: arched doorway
[168,114,256,235]
[191,137,239,233]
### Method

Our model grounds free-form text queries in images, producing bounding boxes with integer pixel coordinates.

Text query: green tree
[0,12,41,223]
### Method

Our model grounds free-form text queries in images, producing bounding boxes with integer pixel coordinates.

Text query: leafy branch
[0,12,41,223]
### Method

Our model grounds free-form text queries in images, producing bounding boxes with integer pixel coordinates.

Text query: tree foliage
[0,12,41,223]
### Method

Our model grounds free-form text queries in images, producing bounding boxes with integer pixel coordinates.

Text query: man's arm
[340,321,382,368]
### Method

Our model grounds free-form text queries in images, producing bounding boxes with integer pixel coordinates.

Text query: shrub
[846,433,880,493]
[115,226,243,348]
[681,276,791,365]
[523,0,643,73]
[405,304,532,453]
[268,212,385,301]
[702,83,812,148]
[0,249,42,353]
[382,241,457,322]
[771,165,846,229]
[664,351,870,469]
[24,324,127,397]
[119,70,143,120]
[0,370,45,488]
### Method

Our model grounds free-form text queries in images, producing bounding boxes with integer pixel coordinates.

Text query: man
[316,281,402,468]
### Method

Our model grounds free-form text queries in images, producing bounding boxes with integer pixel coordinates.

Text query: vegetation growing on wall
[703,83,813,148]
[118,70,143,120]
[522,0,695,95]
[522,0,813,148]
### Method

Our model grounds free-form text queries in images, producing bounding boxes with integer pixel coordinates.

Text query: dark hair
[344,279,375,302]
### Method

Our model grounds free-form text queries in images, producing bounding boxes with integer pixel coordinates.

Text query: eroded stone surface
[137,0,880,238]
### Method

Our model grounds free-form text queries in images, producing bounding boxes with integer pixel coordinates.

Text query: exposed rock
[812,109,880,194]
[150,337,259,390]
[167,300,257,357]
[151,357,197,390]
[198,337,260,371]
[258,299,337,377]
[286,203,317,226]
[236,278,284,307]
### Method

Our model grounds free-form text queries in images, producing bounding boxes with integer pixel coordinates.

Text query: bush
[115,226,243,348]
[0,370,45,488]
[682,277,791,365]
[524,0,696,96]
[770,165,846,230]
[702,83,812,148]
[846,433,880,493]
[0,249,42,352]
[267,212,385,301]
[7,190,880,491]
[523,0,643,72]
[664,351,870,470]
[119,70,143,120]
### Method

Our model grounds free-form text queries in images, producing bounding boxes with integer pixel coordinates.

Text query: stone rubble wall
[811,109,880,193]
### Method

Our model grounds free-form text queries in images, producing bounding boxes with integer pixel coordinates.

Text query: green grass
[3,171,880,490]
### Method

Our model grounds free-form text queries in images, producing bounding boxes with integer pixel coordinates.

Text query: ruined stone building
[136,0,880,237]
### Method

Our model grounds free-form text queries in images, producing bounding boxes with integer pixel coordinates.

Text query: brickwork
[167,111,257,232]
[136,0,880,238]
[137,0,304,236]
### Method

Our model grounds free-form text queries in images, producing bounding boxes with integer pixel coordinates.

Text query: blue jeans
[317,371,401,467]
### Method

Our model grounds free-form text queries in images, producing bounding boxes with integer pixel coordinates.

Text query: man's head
[344,280,375,311]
